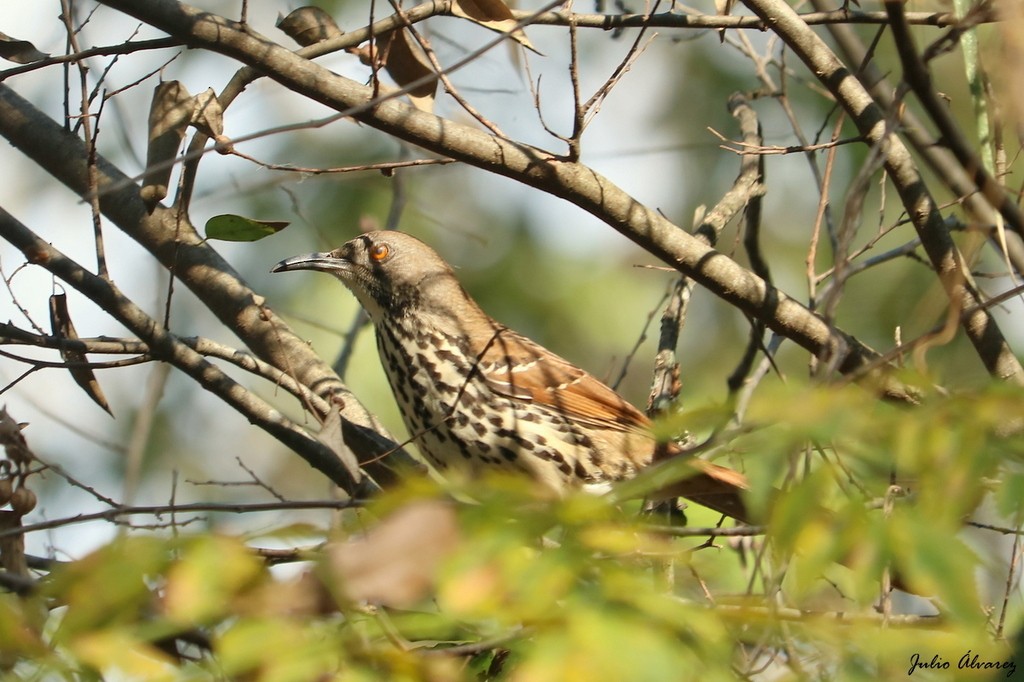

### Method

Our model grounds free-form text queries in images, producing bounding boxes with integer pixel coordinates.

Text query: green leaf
[995,470,1024,518]
[889,510,984,625]
[205,214,289,242]
[216,617,341,681]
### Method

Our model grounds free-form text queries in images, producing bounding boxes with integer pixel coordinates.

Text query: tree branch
[0,207,363,496]
[97,0,919,403]
[742,0,1024,385]
[0,497,363,540]
[0,82,409,486]
[885,0,1022,243]
[812,0,1024,274]
[513,8,988,31]
[0,323,330,415]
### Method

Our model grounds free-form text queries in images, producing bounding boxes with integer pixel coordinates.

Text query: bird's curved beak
[271,252,347,274]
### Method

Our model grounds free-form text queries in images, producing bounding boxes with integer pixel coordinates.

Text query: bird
[273,231,749,521]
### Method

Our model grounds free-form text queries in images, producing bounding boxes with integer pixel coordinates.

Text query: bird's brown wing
[474,326,651,433]
[475,326,752,522]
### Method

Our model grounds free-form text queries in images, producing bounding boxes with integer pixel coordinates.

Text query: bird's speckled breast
[373,317,618,491]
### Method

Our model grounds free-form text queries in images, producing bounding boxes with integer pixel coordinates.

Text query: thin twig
[994,508,1022,638]
[726,93,772,395]
[613,286,668,392]
[710,129,863,156]
[806,115,845,309]
[60,0,108,278]
[513,8,988,30]
[644,524,765,537]
[123,363,170,504]
[0,37,181,82]
[885,0,1024,243]
[0,498,365,540]
[0,324,332,416]
[225,148,455,175]
[578,1,660,133]
[0,208,362,494]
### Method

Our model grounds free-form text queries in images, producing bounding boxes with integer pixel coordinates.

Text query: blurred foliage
[2,382,1022,680]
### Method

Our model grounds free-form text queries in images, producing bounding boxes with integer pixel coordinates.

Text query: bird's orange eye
[370,243,390,261]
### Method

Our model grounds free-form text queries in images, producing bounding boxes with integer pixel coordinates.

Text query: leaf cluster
[1,382,1021,680]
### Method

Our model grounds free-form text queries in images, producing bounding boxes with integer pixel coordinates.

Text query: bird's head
[272,231,470,323]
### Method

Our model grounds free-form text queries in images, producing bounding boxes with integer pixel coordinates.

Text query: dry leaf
[0,406,32,465]
[277,7,343,46]
[325,500,460,607]
[450,0,539,54]
[0,31,48,64]
[0,511,28,578]
[190,88,224,142]
[49,294,112,415]
[140,81,193,210]
[141,84,229,207]
[316,402,364,491]
[377,29,437,113]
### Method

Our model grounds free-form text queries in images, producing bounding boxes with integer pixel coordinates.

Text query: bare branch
[0,207,363,496]
[885,0,1023,244]
[515,7,989,31]
[742,0,1024,385]
[96,0,919,402]
[0,498,363,540]
[0,37,181,82]
[0,82,411,484]
[0,324,331,415]
[811,0,1024,275]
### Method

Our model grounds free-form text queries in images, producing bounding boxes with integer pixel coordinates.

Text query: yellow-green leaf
[71,630,177,682]
[164,535,264,625]
[47,536,170,638]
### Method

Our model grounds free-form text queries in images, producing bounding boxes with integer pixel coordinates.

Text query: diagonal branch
[810,0,1024,276]
[97,0,919,403]
[741,0,1023,385]
[0,83,409,487]
[884,0,1022,242]
[0,323,330,415]
[0,207,363,495]
[513,8,990,31]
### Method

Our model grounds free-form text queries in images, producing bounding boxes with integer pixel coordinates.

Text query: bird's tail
[661,459,751,523]
[647,442,751,523]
